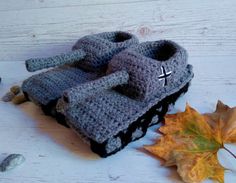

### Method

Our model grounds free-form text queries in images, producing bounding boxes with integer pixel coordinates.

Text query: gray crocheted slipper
[21,31,139,123]
[56,40,194,157]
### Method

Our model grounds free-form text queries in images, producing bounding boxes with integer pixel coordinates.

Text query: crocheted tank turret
[107,40,189,101]
[25,31,139,72]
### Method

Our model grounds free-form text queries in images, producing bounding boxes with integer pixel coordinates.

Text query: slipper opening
[155,41,177,61]
[137,41,177,61]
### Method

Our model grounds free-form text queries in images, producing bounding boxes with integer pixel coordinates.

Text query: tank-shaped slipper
[57,40,194,157]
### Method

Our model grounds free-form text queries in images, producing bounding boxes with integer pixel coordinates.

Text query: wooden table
[0,1,236,182]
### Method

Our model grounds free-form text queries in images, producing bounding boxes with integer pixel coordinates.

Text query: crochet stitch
[57,40,194,157]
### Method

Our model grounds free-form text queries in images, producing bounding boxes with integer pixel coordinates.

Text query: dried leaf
[204,100,236,143]
[144,101,236,183]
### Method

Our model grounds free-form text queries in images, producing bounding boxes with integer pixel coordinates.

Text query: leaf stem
[223,146,236,159]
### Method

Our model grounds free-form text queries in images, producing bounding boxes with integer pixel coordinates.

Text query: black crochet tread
[90,82,190,157]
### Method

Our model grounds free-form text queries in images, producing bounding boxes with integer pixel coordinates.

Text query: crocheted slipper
[56,40,194,157]
[21,31,139,124]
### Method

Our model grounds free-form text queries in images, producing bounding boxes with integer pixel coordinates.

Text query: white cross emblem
[158,66,172,86]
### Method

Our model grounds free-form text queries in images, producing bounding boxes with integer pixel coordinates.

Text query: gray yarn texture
[22,31,139,105]
[58,40,194,147]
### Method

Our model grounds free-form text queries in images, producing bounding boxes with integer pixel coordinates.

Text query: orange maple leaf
[144,101,236,183]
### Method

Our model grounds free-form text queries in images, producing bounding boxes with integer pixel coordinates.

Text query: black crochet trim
[90,82,190,157]
[23,92,69,127]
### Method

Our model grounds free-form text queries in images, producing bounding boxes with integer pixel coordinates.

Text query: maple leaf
[144,101,236,183]
[204,101,236,143]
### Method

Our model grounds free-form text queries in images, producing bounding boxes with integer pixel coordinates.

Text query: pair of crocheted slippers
[22,31,193,157]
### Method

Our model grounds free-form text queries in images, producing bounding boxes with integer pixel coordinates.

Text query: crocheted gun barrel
[25,49,86,72]
[63,70,129,106]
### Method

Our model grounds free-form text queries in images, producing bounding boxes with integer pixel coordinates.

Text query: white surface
[0,0,236,183]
